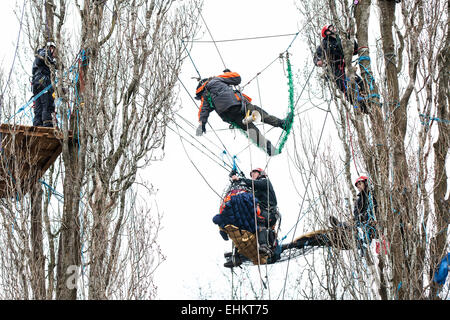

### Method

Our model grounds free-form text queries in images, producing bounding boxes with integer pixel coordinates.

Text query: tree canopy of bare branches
[292,0,449,300]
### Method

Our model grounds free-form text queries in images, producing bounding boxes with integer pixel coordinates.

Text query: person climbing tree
[195,70,288,156]
[231,168,280,256]
[313,25,368,114]
[31,41,57,127]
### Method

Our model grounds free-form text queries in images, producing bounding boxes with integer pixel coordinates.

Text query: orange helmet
[355,176,368,187]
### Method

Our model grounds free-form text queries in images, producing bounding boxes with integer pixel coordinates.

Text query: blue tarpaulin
[434,253,450,285]
[213,189,258,240]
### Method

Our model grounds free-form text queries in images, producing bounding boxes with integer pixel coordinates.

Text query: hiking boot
[258,244,273,256]
[277,119,286,129]
[278,114,294,130]
[224,255,242,268]
[330,216,340,227]
[266,141,273,156]
[223,259,234,268]
[277,118,289,130]
[43,120,54,128]
[356,97,369,114]
[266,141,280,156]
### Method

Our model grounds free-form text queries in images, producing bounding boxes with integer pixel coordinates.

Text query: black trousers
[333,66,367,113]
[256,207,280,247]
[33,84,55,127]
[219,104,283,155]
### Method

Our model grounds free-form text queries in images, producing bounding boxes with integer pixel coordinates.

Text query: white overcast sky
[150,0,328,299]
[0,0,359,300]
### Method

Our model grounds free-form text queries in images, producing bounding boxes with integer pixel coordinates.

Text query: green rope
[276,53,295,153]
[227,53,295,156]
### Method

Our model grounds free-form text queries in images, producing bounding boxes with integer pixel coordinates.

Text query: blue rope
[419,113,450,125]
[221,150,241,175]
[6,83,53,123]
[343,76,365,110]
[181,39,202,80]
[343,54,382,109]
[7,49,89,124]
[395,281,402,299]
[39,179,64,202]
[358,56,375,91]
[354,54,384,107]
[232,155,238,172]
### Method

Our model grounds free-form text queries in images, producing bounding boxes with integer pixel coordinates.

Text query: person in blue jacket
[31,41,57,127]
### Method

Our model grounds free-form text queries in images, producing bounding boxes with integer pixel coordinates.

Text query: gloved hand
[229,169,237,178]
[38,75,46,86]
[196,122,206,136]
[330,216,348,228]
[219,230,229,241]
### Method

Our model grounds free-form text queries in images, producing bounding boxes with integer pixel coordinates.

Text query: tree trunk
[56,141,82,300]
[30,180,45,299]
[430,3,450,296]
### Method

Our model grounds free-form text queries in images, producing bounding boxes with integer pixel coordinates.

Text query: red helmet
[321,25,333,38]
[354,176,368,187]
[250,168,266,177]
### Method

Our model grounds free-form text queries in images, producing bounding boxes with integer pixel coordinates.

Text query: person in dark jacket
[330,175,377,242]
[231,168,280,255]
[195,70,288,156]
[313,25,368,114]
[32,41,57,127]
[353,175,377,224]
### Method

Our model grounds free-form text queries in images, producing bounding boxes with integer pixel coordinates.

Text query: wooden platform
[0,124,73,198]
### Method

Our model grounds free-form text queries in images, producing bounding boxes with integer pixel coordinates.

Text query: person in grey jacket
[195,70,287,156]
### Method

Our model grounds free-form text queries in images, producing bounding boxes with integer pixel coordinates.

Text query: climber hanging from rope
[195,69,289,156]
[288,175,378,253]
[313,25,368,114]
[232,168,281,255]
[212,167,282,268]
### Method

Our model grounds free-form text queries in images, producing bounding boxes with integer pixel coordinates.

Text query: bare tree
[292,0,449,300]
[0,0,200,300]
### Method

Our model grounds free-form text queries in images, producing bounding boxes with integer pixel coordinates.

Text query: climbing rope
[7,49,88,126]
[188,32,299,43]
[419,113,450,126]
[194,2,227,70]
[280,104,331,299]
